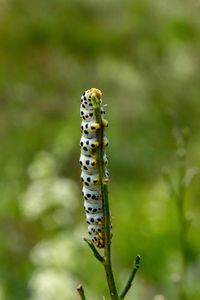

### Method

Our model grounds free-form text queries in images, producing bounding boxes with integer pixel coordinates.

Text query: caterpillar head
[89,88,102,101]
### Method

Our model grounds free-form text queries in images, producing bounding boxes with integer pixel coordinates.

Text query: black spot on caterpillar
[79,88,111,248]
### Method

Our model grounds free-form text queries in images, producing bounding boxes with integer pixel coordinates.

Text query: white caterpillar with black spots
[79,88,111,248]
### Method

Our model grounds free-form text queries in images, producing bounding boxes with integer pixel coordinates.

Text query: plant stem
[119,255,141,299]
[176,150,188,300]
[92,92,119,300]
[84,237,105,263]
[77,284,87,300]
[103,184,119,300]
[163,129,192,300]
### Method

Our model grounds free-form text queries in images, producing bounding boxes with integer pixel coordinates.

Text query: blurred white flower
[27,152,57,180]
[171,273,181,284]
[153,295,166,300]
[21,151,79,220]
[29,269,76,300]
[30,234,77,269]
[21,177,78,220]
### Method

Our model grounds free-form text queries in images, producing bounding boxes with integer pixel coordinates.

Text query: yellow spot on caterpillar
[99,239,104,245]
[103,140,109,147]
[103,158,108,164]
[93,177,99,184]
[91,141,99,148]
[91,123,100,131]
[91,160,97,167]
[103,178,109,184]
[98,232,104,238]
[103,120,108,127]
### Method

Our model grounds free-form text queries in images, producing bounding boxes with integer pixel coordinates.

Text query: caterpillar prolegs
[79,88,112,248]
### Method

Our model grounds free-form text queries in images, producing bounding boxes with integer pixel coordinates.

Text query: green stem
[177,155,188,300]
[119,255,141,299]
[164,131,191,300]
[103,184,118,300]
[84,238,105,263]
[77,284,87,300]
[92,93,119,300]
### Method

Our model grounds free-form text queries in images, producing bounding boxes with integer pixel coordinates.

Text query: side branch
[84,238,105,263]
[119,255,141,299]
[77,284,87,300]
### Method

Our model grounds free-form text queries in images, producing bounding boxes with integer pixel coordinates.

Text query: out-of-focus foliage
[0,0,200,299]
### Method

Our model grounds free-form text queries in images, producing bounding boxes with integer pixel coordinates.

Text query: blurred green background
[0,0,200,299]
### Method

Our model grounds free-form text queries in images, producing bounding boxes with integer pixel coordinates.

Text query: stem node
[77,284,87,300]
[119,255,141,299]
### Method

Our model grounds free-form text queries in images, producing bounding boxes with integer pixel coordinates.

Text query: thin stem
[92,92,119,300]
[163,131,191,300]
[119,255,141,299]
[84,237,105,263]
[77,284,87,300]
[176,152,188,300]
[103,184,118,300]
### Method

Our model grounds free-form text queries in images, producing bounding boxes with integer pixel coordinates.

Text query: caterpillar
[80,88,111,248]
